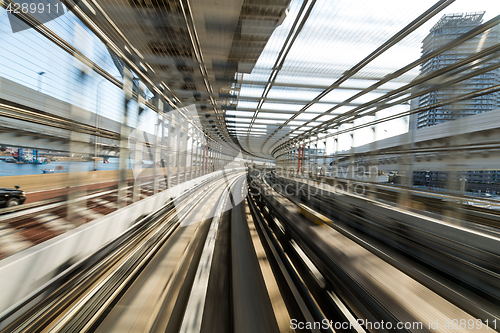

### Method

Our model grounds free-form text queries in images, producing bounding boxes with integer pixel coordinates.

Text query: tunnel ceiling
[70,0,494,160]
[70,0,291,156]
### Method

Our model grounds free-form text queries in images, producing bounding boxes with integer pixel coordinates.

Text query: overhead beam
[230,116,324,122]
[239,80,394,92]
[238,96,366,106]
[234,107,343,115]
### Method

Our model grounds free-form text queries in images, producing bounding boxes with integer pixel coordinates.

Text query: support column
[160,113,170,189]
[369,126,377,200]
[210,143,214,172]
[166,115,174,188]
[215,145,219,171]
[314,137,319,182]
[190,130,195,181]
[307,141,311,185]
[132,94,145,202]
[348,132,355,193]
[322,138,327,190]
[333,136,339,190]
[175,115,181,185]
[153,98,163,194]
[295,142,299,178]
[323,139,327,178]
[204,142,208,175]
[197,135,202,178]
[182,119,188,183]
[397,118,415,208]
[132,131,143,203]
[118,68,133,208]
[286,146,290,177]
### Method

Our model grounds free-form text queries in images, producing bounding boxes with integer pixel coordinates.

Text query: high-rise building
[416,12,500,129]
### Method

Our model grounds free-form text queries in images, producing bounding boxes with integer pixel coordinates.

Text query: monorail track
[0,172,297,333]
[263,171,500,331]
[320,176,500,231]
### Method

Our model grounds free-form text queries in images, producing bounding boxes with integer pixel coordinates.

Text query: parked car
[0,186,26,208]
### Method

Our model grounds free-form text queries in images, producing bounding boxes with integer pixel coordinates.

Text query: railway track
[4,169,498,332]
[264,172,500,330]
[1,171,347,332]
[319,176,500,230]
[0,172,243,331]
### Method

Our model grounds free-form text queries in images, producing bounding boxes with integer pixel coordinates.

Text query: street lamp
[37,72,45,92]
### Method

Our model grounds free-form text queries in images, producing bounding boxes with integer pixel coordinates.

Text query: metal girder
[237,96,366,106]
[263,0,456,155]
[245,0,317,149]
[231,115,323,122]
[238,80,396,91]
[234,107,341,115]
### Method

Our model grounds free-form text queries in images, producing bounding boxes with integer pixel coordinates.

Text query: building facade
[413,170,500,195]
[416,12,500,129]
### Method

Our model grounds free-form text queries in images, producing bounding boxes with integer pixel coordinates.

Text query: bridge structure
[1,1,500,332]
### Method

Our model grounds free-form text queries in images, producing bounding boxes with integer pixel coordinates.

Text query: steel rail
[269,173,500,324]
[263,0,456,152]
[271,13,500,155]
[179,174,243,333]
[0,0,238,156]
[274,81,500,155]
[245,0,317,152]
[251,176,405,332]
[0,172,238,331]
[59,177,234,333]
[247,180,329,333]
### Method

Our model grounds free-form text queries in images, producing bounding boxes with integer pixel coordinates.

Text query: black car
[0,186,26,208]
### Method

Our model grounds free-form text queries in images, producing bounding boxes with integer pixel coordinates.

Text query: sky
[0,7,158,134]
[1,0,498,157]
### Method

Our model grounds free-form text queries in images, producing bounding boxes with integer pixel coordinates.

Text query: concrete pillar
[397,118,415,208]
[348,133,356,192]
[307,141,311,185]
[182,119,188,183]
[314,138,319,182]
[322,139,327,190]
[296,142,299,178]
[215,145,219,171]
[210,143,214,172]
[323,140,327,177]
[197,136,202,178]
[132,90,146,202]
[203,142,208,175]
[160,114,168,190]
[132,130,143,203]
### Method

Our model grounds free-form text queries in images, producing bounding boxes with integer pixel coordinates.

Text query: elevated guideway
[2,0,500,331]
